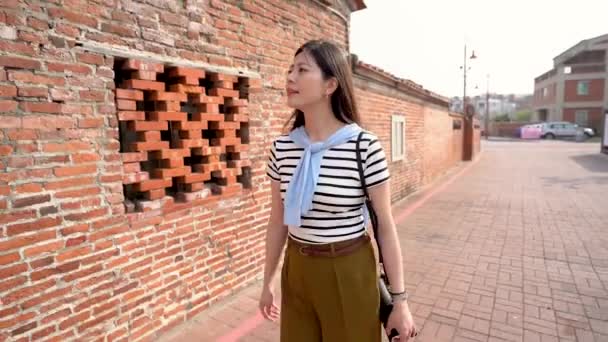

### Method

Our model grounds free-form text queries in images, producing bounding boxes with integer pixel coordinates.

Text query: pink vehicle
[520,124,543,139]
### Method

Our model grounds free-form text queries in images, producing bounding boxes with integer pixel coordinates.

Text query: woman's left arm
[368,180,405,294]
[369,180,416,338]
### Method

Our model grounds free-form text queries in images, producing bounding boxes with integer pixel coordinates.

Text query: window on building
[564,66,572,74]
[575,110,589,126]
[577,81,589,95]
[542,87,548,97]
[391,115,406,162]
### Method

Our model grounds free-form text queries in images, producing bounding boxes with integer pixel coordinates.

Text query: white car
[540,122,594,139]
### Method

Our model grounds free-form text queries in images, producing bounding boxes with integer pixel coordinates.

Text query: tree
[494,113,510,122]
[514,110,533,122]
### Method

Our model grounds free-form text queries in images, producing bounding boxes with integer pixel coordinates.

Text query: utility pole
[485,74,490,139]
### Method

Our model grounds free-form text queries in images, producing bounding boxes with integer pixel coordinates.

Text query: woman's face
[285,51,331,110]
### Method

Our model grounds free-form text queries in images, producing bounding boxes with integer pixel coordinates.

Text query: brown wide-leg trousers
[280,237,382,342]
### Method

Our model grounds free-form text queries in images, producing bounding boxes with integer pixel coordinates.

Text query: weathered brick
[57,246,93,263]
[39,204,59,216]
[45,176,95,190]
[0,56,40,70]
[147,111,187,121]
[0,276,27,294]
[0,85,17,97]
[60,103,93,115]
[79,90,105,101]
[47,8,98,28]
[54,165,97,177]
[55,186,101,199]
[2,279,55,304]
[61,264,103,282]
[21,115,74,130]
[31,325,57,340]
[128,120,168,131]
[26,16,49,30]
[24,240,64,258]
[21,287,72,309]
[89,224,129,242]
[72,152,101,163]
[117,111,145,121]
[30,256,54,269]
[78,118,104,129]
[101,22,137,37]
[122,60,164,73]
[59,311,90,331]
[55,23,80,37]
[7,216,60,236]
[0,145,13,156]
[47,62,92,75]
[20,101,62,114]
[0,253,20,266]
[0,263,27,279]
[42,141,91,153]
[121,79,164,91]
[116,99,136,110]
[132,70,157,80]
[64,207,107,222]
[11,321,37,336]
[0,100,17,113]
[17,86,47,98]
[76,52,104,65]
[9,71,65,86]
[12,194,51,209]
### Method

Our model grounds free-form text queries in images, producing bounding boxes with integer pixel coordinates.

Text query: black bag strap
[355,131,383,263]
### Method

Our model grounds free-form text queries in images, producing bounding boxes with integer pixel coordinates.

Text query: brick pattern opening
[114,59,252,212]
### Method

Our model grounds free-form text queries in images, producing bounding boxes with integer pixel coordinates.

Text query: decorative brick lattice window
[114,59,254,212]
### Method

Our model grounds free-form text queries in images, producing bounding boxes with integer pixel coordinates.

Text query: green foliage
[514,110,533,122]
[493,114,510,122]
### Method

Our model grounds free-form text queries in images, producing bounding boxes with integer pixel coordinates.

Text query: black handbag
[355,132,398,339]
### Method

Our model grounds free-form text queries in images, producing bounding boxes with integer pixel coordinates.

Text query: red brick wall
[422,110,464,185]
[0,1,350,341]
[563,107,604,132]
[354,77,465,202]
[533,82,557,106]
[0,1,474,341]
[355,85,424,202]
[564,79,605,102]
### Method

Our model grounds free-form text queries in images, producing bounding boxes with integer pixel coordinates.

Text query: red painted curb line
[216,312,265,342]
[215,155,482,341]
[394,156,480,224]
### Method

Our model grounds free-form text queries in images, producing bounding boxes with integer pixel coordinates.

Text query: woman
[259,39,416,341]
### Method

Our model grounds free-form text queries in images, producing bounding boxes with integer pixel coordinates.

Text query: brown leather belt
[289,234,370,257]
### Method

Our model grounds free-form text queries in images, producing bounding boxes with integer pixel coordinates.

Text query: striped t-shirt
[266,131,390,244]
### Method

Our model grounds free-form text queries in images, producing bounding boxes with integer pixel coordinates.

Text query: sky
[349,0,608,98]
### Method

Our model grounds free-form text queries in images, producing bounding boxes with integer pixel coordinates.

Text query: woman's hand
[259,285,280,321]
[385,301,417,340]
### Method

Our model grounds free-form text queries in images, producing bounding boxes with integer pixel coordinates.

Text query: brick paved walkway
[159,140,608,342]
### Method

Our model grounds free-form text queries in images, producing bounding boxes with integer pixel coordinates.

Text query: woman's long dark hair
[286,40,360,131]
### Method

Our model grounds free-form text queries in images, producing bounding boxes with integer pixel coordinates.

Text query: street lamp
[460,44,477,116]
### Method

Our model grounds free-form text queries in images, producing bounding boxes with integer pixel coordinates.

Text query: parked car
[540,121,594,139]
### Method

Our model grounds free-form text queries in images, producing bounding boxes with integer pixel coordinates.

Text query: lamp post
[460,44,477,116]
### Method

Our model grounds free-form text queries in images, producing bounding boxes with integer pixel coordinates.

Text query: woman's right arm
[262,180,288,291]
